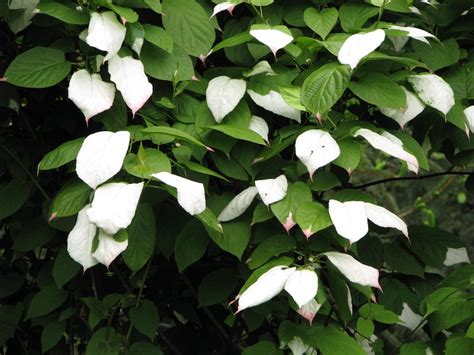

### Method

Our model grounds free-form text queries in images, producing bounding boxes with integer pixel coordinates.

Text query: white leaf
[346,284,353,315]
[211,1,238,18]
[284,269,318,308]
[364,202,408,238]
[464,106,474,133]
[255,175,288,206]
[443,247,470,266]
[86,12,126,61]
[91,230,128,268]
[249,27,293,56]
[408,74,455,115]
[354,128,419,173]
[108,56,153,115]
[206,76,247,123]
[218,187,258,222]
[328,200,368,243]
[152,172,206,215]
[388,25,435,44]
[398,303,424,331]
[249,116,270,143]
[86,182,144,235]
[237,266,295,312]
[68,69,116,122]
[287,337,311,355]
[67,204,98,271]
[8,0,39,34]
[244,61,275,77]
[380,87,425,128]
[295,130,340,178]
[248,89,301,122]
[76,131,130,189]
[297,299,322,324]
[325,252,381,289]
[338,29,386,70]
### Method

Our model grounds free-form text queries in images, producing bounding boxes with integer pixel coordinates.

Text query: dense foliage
[1,0,474,353]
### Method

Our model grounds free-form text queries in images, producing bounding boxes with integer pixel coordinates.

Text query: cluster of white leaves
[295,130,340,178]
[338,29,385,70]
[354,128,419,173]
[329,200,408,244]
[237,266,319,313]
[379,87,425,128]
[218,175,288,222]
[152,172,206,215]
[69,12,152,122]
[68,131,143,269]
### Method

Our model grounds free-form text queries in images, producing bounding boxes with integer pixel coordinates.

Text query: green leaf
[37,2,89,24]
[123,204,156,272]
[445,333,474,355]
[196,208,223,234]
[295,201,332,237]
[143,0,163,14]
[141,42,193,81]
[359,303,400,324]
[129,342,164,355]
[339,2,378,33]
[108,4,139,23]
[175,220,209,272]
[327,270,353,323]
[130,300,159,340]
[0,304,23,345]
[390,131,430,171]
[143,24,173,54]
[246,235,295,269]
[39,138,84,171]
[383,241,425,277]
[301,63,351,115]
[303,7,338,40]
[49,181,91,218]
[86,328,121,355]
[207,220,251,259]
[357,318,374,338]
[124,148,171,179]
[5,47,71,88]
[26,285,68,320]
[400,342,430,355]
[180,160,229,181]
[41,320,66,353]
[0,179,31,219]
[143,126,209,149]
[252,203,273,224]
[0,273,24,299]
[205,125,266,145]
[429,301,474,335]
[242,341,281,355]
[211,32,253,54]
[446,104,469,133]
[162,0,215,57]
[304,325,365,355]
[12,221,55,252]
[197,268,238,306]
[349,73,406,108]
[310,171,341,192]
[440,264,474,289]
[53,247,81,288]
[413,38,460,72]
[270,182,313,226]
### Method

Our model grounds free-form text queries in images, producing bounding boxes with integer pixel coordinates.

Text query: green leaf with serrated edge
[339,2,378,33]
[141,42,193,81]
[143,24,173,54]
[49,181,91,218]
[413,38,460,72]
[5,47,71,88]
[143,126,210,149]
[123,204,156,272]
[211,32,253,54]
[301,63,351,116]
[295,201,332,238]
[304,7,338,40]
[246,235,295,270]
[130,300,159,340]
[37,2,89,24]
[39,138,84,171]
[349,73,406,109]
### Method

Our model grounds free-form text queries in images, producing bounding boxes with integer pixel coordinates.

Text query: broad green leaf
[303,325,365,355]
[429,301,474,335]
[39,138,84,171]
[0,304,23,345]
[413,38,460,72]
[129,342,164,355]
[295,201,332,238]
[37,2,89,24]
[246,235,295,269]
[270,182,313,228]
[359,303,400,324]
[301,63,351,115]
[242,341,281,355]
[197,268,238,306]
[143,126,209,149]
[327,269,353,323]
[143,24,173,54]
[303,7,338,40]
[12,221,55,252]
[5,47,71,88]
[124,148,171,179]
[383,241,424,277]
[207,220,251,259]
[0,179,31,219]
[175,220,209,272]
[339,3,378,33]
[49,181,91,218]
[130,300,159,340]
[141,42,193,81]
[41,320,65,353]
[180,160,229,181]
[86,328,121,355]
[196,208,224,234]
[210,32,253,54]
[162,0,215,57]
[143,0,163,14]
[26,285,68,320]
[123,204,156,272]
[349,73,406,108]
[52,247,81,288]
[445,333,474,355]
[205,125,266,145]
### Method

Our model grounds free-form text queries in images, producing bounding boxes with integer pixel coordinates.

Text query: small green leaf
[86,328,121,355]
[49,181,91,218]
[246,235,295,269]
[175,220,209,272]
[26,285,68,320]
[339,2,378,33]
[39,138,84,171]
[53,247,81,288]
[130,300,159,340]
[37,2,90,24]
[197,268,238,306]
[349,73,407,108]
[205,125,266,145]
[124,148,171,179]
[5,47,71,88]
[129,342,164,355]
[143,24,173,54]
[41,320,66,353]
[295,201,332,237]
[304,7,338,40]
[0,179,31,219]
[143,126,210,149]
